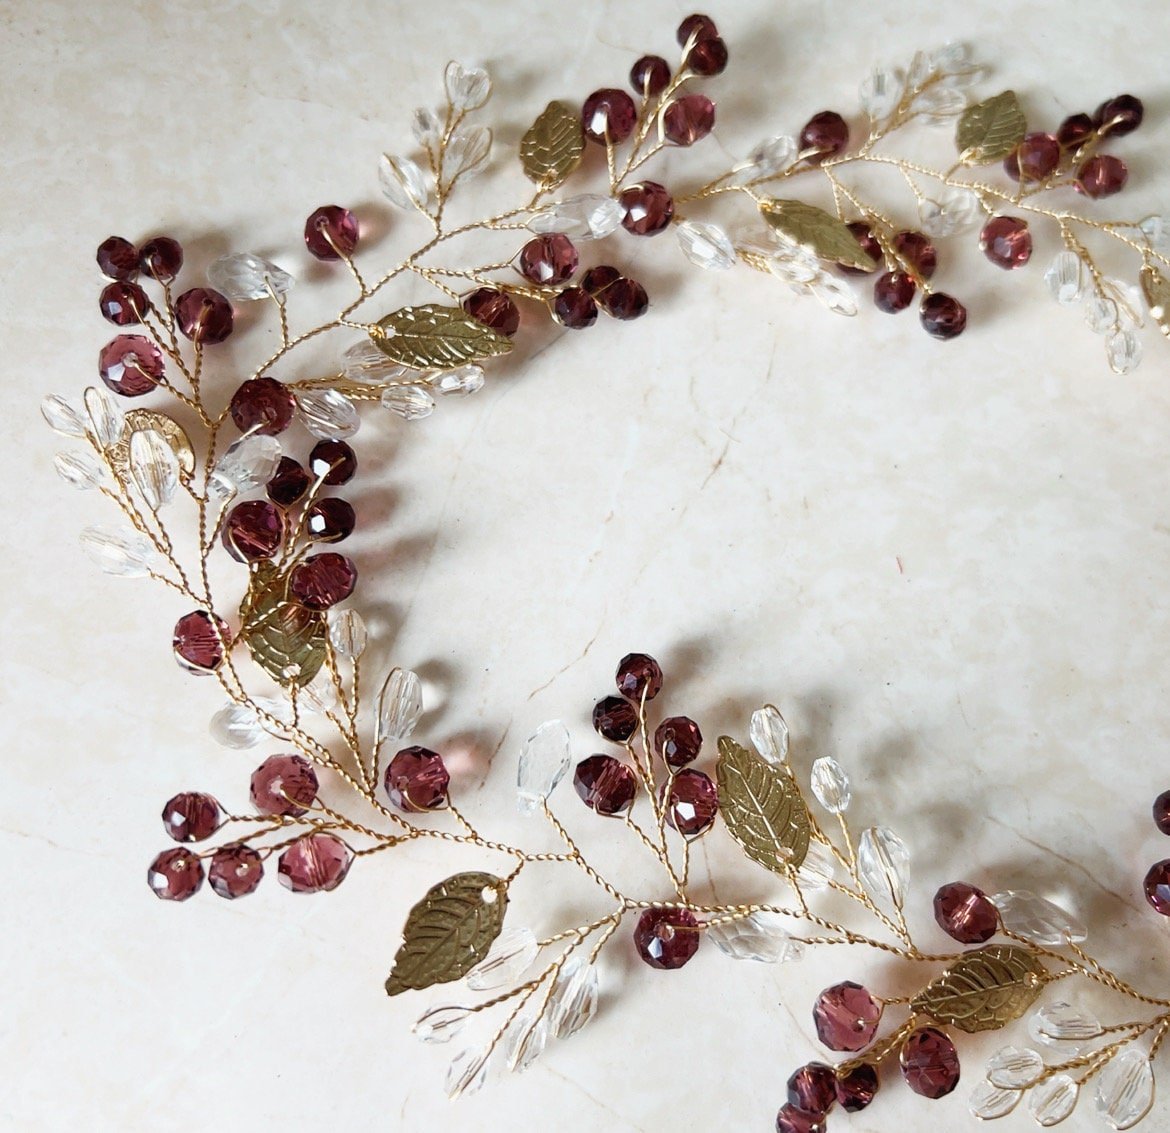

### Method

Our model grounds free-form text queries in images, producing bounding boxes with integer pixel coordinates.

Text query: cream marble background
[4,1,1170,1130]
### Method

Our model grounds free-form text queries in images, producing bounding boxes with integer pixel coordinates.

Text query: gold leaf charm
[107,410,197,482]
[520,100,585,188]
[759,199,878,272]
[1140,264,1170,339]
[386,872,509,996]
[716,736,811,873]
[910,945,1047,1033]
[238,563,327,688]
[371,304,513,370]
[955,90,1026,165]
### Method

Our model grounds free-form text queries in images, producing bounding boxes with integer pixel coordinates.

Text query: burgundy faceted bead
[663,94,716,146]
[980,215,1033,269]
[462,287,520,337]
[775,1105,825,1133]
[619,181,674,236]
[100,281,149,326]
[631,54,671,98]
[582,88,638,144]
[553,287,598,329]
[654,715,702,768]
[1076,154,1128,199]
[306,498,356,543]
[800,111,849,163]
[616,652,662,701]
[139,236,183,282]
[933,881,999,943]
[1144,859,1170,915]
[1004,132,1061,182]
[385,746,450,812]
[250,753,319,818]
[600,278,649,320]
[267,457,311,506]
[1095,94,1144,137]
[290,552,357,610]
[685,36,728,77]
[172,610,231,674]
[664,769,718,836]
[633,906,701,969]
[175,287,234,344]
[1057,113,1095,150]
[677,13,718,45]
[147,848,204,901]
[787,1062,837,1116]
[812,981,882,1052]
[162,791,222,842]
[309,439,357,486]
[836,1063,879,1112]
[840,220,883,276]
[208,844,264,899]
[873,271,916,313]
[592,695,639,742]
[230,376,296,436]
[223,499,285,562]
[304,205,359,260]
[893,230,937,279]
[900,1027,960,1099]
[278,833,352,893]
[920,293,967,340]
[582,265,622,297]
[518,234,578,285]
[97,236,139,281]
[1153,790,1170,835]
[574,754,637,816]
[99,333,165,397]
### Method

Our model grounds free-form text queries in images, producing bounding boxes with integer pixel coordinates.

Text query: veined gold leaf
[386,872,509,996]
[716,736,811,873]
[759,199,878,272]
[520,100,585,188]
[239,563,327,688]
[911,945,1047,1033]
[955,90,1026,165]
[1140,264,1170,340]
[108,410,196,482]
[371,305,513,370]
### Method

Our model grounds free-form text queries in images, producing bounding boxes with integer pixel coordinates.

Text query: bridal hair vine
[46,11,1170,1130]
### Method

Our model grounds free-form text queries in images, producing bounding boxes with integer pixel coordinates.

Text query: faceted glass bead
[787,1062,837,1115]
[654,716,702,768]
[527,195,624,241]
[799,111,849,162]
[175,288,234,344]
[893,230,937,279]
[329,608,367,659]
[147,848,203,901]
[342,338,412,385]
[1029,1074,1079,1126]
[209,435,282,500]
[444,61,491,111]
[813,982,882,1052]
[573,754,636,815]
[97,236,139,281]
[208,252,294,301]
[100,281,149,326]
[600,278,649,319]
[1045,252,1087,306]
[901,1027,960,1098]
[378,153,430,210]
[1085,294,1120,335]
[434,364,485,397]
[444,1044,492,1100]
[858,826,910,908]
[139,236,183,282]
[385,746,450,812]
[462,287,520,336]
[874,271,915,313]
[413,1004,470,1044]
[308,439,356,485]
[812,275,859,317]
[446,125,492,179]
[210,701,268,749]
[750,705,790,766]
[99,334,164,396]
[969,1080,1020,1120]
[592,695,639,741]
[1143,859,1170,915]
[277,833,352,893]
[55,450,105,491]
[581,88,637,144]
[41,393,88,438]
[504,1007,549,1074]
[860,66,905,121]
[1029,1000,1102,1046]
[129,429,178,509]
[616,652,662,701]
[1094,1047,1155,1130]
[223,500,285,562]
[685,35,728,76]
[775,1105,825,1133]
[173,610,231,673]
[518,233,578,285]
[633,906,701,969]
[1005,133,1061,182]
[466,926,539,992]
[80,524,157,577]
[1096,94,1144,137]
[919,187,981,237]
[991,890,1086,945]
[1153,790,1170,834]
[250,753,319,817]
[267,456,311,506]
[920,292,967,339]
[375,667,424,746]
[987,1045,1044,1089]
[1057,113,1095,149]
[981,215,1033,269]
[619,181,674,236]
[289,552,357,610]
[304,205,359,260]
[664,769,718,836]
[297,389,360,441]
[86,387,127,446]
[707,911,804,964]
[796,840,837,891]
[1106,327,1143,375]
[306,498,355,543]
[677,13,718,45]
[744,134,797,177]
[382,384,435,420]
[230,377,296,436]
[516,719,572,815]
[162,791,222,842]
[663,94,715,146]
[553,288,598,329]
[630,54,670,97]
[810,757,851,813]
[548,955,599,1039]
[676,220,736,270]
[836,1063,879,1112]
[208,845,264,899]
[934,881,998,943]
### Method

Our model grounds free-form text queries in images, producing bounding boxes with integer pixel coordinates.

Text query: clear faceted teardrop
[55,450,106,490]
[209,702,266,749]
[860,66,905,120]
[1029,1074,1079,1126]
[83,387,124,450]
[810,757,851,813]
[444,1043,492,1099]
[504,1009,549,1074]
[517,720,572,815]
[969,1079,1021,1120]
[129,428,179,509]
[209,434,282,500]
[919,187,981,237]
[749,705,789,766]
[548,956,598,1040]
[987,1046,1044,1089]
[296,389,360,440]
[795,839,836,891]
[1045,252,1086,306]
[207,252,294,301]
[1106,328,1143,375]
[381,384,435,421]
[447,125,491,178]
[413,1003,470,1044]
[1094,1048,1155,1130]
[375,667,423,747]
[707,911,804,963]
[858,826,910,909]
[379,153,430,211]
[528,195,624,240]
[466,927,538,991]
[444,61,491,111]
[992,891,1086,946]
[42,393,88,437]
[676,220,736,270]
[412,106,442,148]
[328,608,367,659]
[812,274,859,317]
[433,364,484,396]
[343,339,413,385]
[79,525,158,577]
[1028,1000,1102,1046]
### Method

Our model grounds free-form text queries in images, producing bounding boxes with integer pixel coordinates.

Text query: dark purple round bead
[97,236,139,281]
[100,281,149,325]
[139,236,183,282]
[592,695,639,742]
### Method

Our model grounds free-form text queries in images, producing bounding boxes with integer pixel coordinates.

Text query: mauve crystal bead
[775,1105,825,1133]
[893,230,937,279]
[172,610,231,673]
[592,695,639,742]
[619,181,674,236]
[813,981,882,1052]
[97,236,139,281]
[250,753,319,817]
[980,216,1033,270]
[581,265,621,297]
[304,205,358,260]
[840,220,883,276]
[633,906,701,969]
[1005,133,1060,182]
[800,111,849,162]
[581,88,638,145]
[787,1062,837,1116]
[677,13,718,44]
[290,552,357,610]
[1057,113,1095,150]
[920,293,967,340]
[1095,94,1144,137]
[600,278,649,320]
[900,1027,960,1098]
[933,881,999,943]
[1154,790,1170,835]
[574,754,637,815]
[873,271,916,313]
[309,439,356,485]
[664,769,718,836]
[230,376,296,436]
[306,498,355,543]
[385,746,450,812]
[147,848,204,901]
[278,833,352,893]
[175,287,234,344]
[663,94,716,146]
[99,333,165,396]
[162,791,223,842]
[223,499,285,562]
[1076,154,1128,199]
[139,236,183,282]
[518,233,578,285]
[1144,860,1170,915]
[616,652,662,701]
[630,54,671,98]
[685,36,728,77]
[836,1063,879,1111]
[654,715,702,768]
[267,457,312,506]
[462,287,520,336]
[100,281,149,326]
[553,287,598,329]
[208,844,264,899]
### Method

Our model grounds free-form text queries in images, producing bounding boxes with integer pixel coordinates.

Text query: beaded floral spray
[44,11,1170,1132]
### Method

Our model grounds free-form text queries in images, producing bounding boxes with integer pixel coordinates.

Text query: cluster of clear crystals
[737,229,859,317]
[1044,251,1146,373]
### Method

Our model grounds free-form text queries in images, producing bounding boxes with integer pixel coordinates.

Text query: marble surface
[5,1,1170,1130]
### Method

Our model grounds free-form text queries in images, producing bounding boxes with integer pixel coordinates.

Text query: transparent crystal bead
[860,67,905,121]
[1139,215,1170,253]
[84,386,124,450]
[208,434,282,501]
[913,84,969,123]
[433,364,485,396]
[548,956,598,1039]
[55,450,106,491]
[466,927,539,991]
[378,153,430,211]
[1094,1048,1155,1130]
[375,667,423,748]
[707,911,804,963]
[445,61,491,111]
[328,608,367,659]
[1028,1001,1102,1047]
[919,187,981,237]
[1045,252,1086,307]
[412,106,442,149]
[209,702,267,749]
[929,41,972,74]
[796,839,836,891]
[749,705,789,766]
[382,384,435,420]
[343,339,413,385]
[504,1008,549,1073]
[1029,1074,1079,1126]
[676,220,736,270]
[413,1003,469,1044]
[992,891,1086,946]
[906,50,934,88]
[811,273,859,317]
[810,757,851,813]
[858,826,910,909]
[969,1079,1021,1120]
[129,428,179,509]
[1106,328,1143,375]
[207,252,294,301]
[517,720,571,815]
[42,393,88,438]
[527,194,625,240]
[296,390,360,440]
[445,1043,492,1099]
[987,1046,1045,1089]
[743,134,796,177]
[1084,293,1119,335]
[446,125,491,179]
[300,671,340,716]
[80,525,159,577]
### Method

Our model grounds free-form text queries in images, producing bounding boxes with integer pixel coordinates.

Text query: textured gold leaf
[1140,265,1170,340]
[911,945,1047,1033]
[520,100,585,187]
[386,872,509,996]
[107,410,196,482]
[955,90,1026,165]
[371,304,513,370]
[759,199,878,272]
[716,736,811,873]
[239,564,327,688]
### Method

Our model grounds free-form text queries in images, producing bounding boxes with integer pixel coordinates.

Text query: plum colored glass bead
[581,265,621,297]
[685,35,728,76]
[230,376,296,436]
[1153,790,1170,835]
[893,230,937,279]
[813,981,882,1052]
[631,54,670,98]
[775,1105,825,1133]
[1004,132,1060,182]
[920,293,967,340]
[306,498,355,543]
[677,13,718,44]
[250,753,319,817]
[836,1063,880,1112]
[518,233,579,285]
[840,221,883,276]
[208,844,264,899]
[665,769,718,836]
[172,610,231,674]
[139,236,183,282]
[462,287,520,337]
[147,848,204,901]
[1095,94,1144,137]
[654,715,702,768]
[787,1062,837,1116]
[308,439,356,485]
[278,833,352,893]
[633,906,701,969]
[900,1027,960,1099]
[1144,860,1170,915]
[289,552,357,610]
[933,881,999,943]
[592,695,639,742]
[1076,154,1128,199]
[553,287,598,329]
[581,88,637,144]
[601,278,650,321]
[980,215,1032,269]
[304,205,358,260]
[619,181,674,236]
[100,281,149,326]
[574,754,636,815]
[873,271,915,313]
[97,236,139,281]
[800,111,849,162]
[1057,113,1095,149]
[175,287,234,344]
[99,333,164,397]
[223,500,285,562]
[385,746,450,812]
[616,652,662,701]
[162,791,222,842]
[267,457,311,506]
[663,94,716,146]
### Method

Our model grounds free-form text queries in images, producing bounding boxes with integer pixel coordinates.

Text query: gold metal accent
[520,100,585,188]
[759,198,878,272]
[910,945,1047,1032]
[371,304,513,369]
[955,90,1026,165]
[1140,264,1170,339]
[238,563,327,688]
[108,410,196,481]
